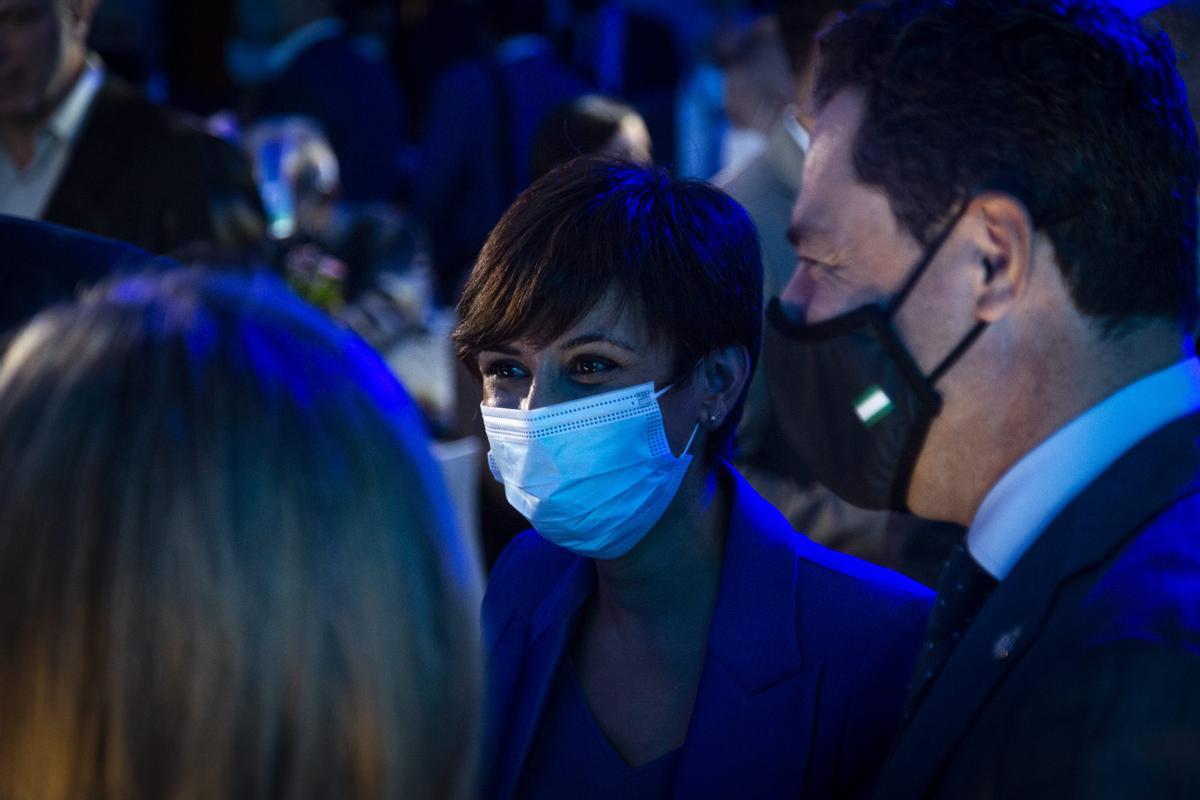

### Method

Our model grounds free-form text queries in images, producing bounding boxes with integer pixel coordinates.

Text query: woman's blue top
[516,659,682,799]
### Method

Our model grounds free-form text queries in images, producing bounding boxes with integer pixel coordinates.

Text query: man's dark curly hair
[816,0,1200,336]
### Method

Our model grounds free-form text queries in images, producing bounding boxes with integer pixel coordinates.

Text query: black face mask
[762,209,987,512]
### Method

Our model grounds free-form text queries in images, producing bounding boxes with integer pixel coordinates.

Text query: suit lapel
[672,468,819,799]
[484,556,593,800]
[878,412,1200,799]
[42,78,135,229]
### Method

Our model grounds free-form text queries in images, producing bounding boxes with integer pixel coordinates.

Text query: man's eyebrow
[560,333,639,353]
[787,218,834,249]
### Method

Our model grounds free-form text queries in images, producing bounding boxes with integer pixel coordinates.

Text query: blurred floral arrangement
[284,243,348,312]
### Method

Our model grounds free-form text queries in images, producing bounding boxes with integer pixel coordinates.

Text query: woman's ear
[695,344,751,430]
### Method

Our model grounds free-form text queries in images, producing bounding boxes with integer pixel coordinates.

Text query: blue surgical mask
[481,382,698,560]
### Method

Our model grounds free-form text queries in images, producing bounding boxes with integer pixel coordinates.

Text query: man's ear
[966,192,1036,324]
[694,344,751,430]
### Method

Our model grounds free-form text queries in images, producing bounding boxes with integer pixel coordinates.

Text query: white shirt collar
[46,58,104,145]
[780,106,811,155]
[0,56,103,220]
[967,358,1200,579]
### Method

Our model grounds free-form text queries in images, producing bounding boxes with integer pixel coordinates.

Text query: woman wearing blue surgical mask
[455,158,933,800]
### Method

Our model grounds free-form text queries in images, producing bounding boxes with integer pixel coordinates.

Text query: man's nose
[777,260,815,324]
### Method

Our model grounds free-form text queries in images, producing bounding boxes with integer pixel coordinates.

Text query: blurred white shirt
[0,59,104,219]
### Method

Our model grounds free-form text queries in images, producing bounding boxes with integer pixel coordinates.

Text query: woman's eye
[481,360,529,379]
[571,356,618,376]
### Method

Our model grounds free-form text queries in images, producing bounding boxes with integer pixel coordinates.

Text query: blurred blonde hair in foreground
[0,268,481,799]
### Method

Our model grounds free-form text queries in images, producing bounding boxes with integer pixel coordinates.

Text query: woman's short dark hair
[816,0,1200,336]
[454,158,763,462]
[0,269,480,799]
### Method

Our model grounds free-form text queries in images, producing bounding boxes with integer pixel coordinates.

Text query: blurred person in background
[0,213,170,336]
[673,2,777,180]
[0,267,481,799]
[718,0,962,588]
[0,0,264,255]
[530,93,651,180]
[1146,1,1200,134]
[386,0,486,144]
[86,0,161,91]
[673,49,726,179]
[712,13,791,174]
[412,0,589,304]
[551,0,682,166]
[1145,0,1200,337]
[242,115,437,357]
[456,159,931,799]
[243,115,342,246]
[229,0,407,204]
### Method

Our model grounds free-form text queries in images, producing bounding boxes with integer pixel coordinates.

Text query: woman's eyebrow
[560,333,639,353]
[479,344,522,356]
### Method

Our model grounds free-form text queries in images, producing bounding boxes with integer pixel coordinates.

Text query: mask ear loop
[881,202,988,385]
[654,382,701,458]
[927,320,988,384]
[680,423,700,458]
[923,189,1095,382]
[884,203,971,319]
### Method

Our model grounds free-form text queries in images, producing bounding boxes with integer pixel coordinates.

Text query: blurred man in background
[0,0,262,255]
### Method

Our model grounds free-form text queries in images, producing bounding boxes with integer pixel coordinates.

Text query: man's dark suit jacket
[875,410,1200,799]
[0,214,169,336]
[41,76,261,256]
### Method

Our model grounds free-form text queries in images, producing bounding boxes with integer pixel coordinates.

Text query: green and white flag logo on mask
[854,385,894,428]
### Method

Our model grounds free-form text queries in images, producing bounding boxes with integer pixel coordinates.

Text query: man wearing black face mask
[764,0,1200,797]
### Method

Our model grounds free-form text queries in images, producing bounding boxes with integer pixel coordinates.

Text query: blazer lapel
[42,78,135,230]
[484,556,593,800]
[672,468,820,799]
[878,412,1200,799]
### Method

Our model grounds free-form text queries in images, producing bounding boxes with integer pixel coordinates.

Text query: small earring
[708,411,722,426]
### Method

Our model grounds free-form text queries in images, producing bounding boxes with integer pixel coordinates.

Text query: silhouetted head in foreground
[0,268,481,799]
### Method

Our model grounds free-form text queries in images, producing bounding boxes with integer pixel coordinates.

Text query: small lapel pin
[992,626,1022,660]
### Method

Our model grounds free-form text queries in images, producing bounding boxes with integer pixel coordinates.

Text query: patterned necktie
[905,542,999,718]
